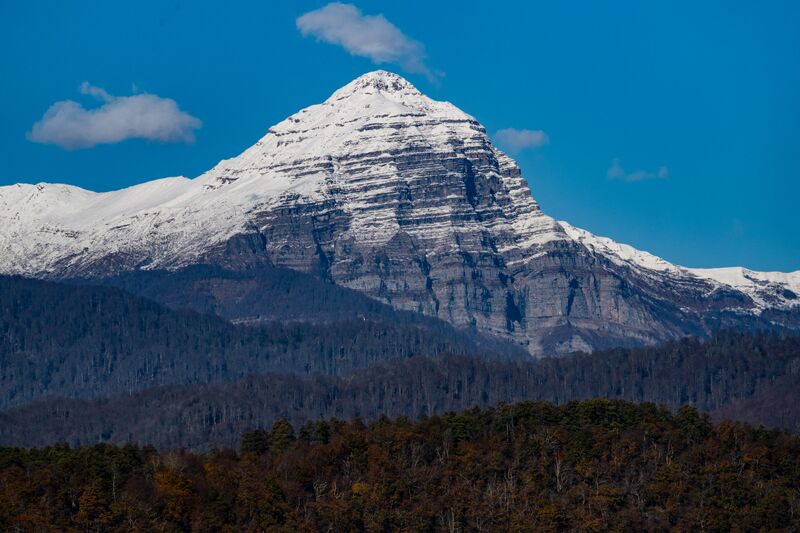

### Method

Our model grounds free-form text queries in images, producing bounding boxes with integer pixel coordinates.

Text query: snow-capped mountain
[1,71,797,355]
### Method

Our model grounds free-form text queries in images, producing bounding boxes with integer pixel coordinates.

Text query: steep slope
[1,71,797,354]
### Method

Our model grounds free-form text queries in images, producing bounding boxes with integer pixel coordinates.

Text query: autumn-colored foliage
[1,400,798,531]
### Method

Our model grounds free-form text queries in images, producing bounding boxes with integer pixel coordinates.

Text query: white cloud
[297,3,435,79]
[607,158,668,182]
[494,128,550,153]
[78,81,113,103]
[27,83,202,150]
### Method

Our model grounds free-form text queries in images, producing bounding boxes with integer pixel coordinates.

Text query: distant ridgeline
[1,275,799,450]
[1,400,799,531]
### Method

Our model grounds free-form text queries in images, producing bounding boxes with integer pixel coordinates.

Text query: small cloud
[494,128,550,153]
[297,3,436,80]
[607,158,668,182]
[27,83,201,150]
[79,81,113,103]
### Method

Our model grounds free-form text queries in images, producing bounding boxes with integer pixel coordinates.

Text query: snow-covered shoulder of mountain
[558,220,800,309]
[0,177,197,228]
[558,220,681,274]
[0,175,255,275]
[687,266,800,298]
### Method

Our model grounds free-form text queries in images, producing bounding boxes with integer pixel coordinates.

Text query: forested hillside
[0,275,521,408]
[84,264,471,328]
[3,331,799,449]
[2,400,798,531]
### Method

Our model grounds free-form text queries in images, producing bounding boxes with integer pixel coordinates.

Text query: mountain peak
[329,70,421,99]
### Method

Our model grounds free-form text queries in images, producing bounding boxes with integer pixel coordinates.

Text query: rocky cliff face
[1,71,798,355]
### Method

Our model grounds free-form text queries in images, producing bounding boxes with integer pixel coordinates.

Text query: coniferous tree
[240,430,269,456]
[269,419,295,453]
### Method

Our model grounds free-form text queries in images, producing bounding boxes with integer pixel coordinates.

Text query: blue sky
[1,1,798,271]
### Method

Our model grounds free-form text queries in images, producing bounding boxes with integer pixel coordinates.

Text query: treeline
[2,400,799,531]
[0,275,520,408]
[3,331,799,449]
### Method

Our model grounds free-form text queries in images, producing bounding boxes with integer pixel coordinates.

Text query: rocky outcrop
[1,71,797,355]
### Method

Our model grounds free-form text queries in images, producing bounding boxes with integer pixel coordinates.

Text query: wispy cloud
[494,128,550,153]
[27,83,201,150]
[297,3,436,80]
[607,158,668,182]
